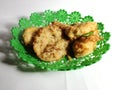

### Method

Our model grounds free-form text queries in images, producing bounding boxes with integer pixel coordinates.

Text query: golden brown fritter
[22,27,38,45]
[53,21,98,40]
[73,38,96,58]
[38,40,69,61]
[65,22,98,40]
[22,21,101,61]
[33,24,69,61]
[72,29,101,58]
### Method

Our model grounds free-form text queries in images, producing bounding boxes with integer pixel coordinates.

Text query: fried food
[33,24,69,61]
[52,21,70,29]
[22,27,38,45]
[53,21,98,40]
[65,22,98,40]
[22,21,101,61]
[72,30,101,58]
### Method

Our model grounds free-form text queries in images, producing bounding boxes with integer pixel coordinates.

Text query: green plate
[10,9,110,71]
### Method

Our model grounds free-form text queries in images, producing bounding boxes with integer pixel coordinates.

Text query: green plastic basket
[10,9,110,71]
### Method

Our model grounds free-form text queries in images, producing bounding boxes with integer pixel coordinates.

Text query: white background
[0,0,120,90]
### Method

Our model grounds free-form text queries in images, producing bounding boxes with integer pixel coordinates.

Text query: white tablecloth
[0,0,120,90]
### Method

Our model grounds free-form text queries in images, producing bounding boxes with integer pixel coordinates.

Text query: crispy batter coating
[22,27,38,45]
[33,24,69,61]
[52,21,70,29]
[73,38,96,58]
[72,29,101,58]
[53,21,98,40]
[65,22,98,40]
[22,21,101,61]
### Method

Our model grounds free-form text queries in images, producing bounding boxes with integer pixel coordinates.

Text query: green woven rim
[10,9,110,71]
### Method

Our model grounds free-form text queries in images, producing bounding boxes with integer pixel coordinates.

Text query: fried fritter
[33,24,69,61]
[22,21,101,61]
[65,22,98,40]
[22,27,38,45]
[72,29,101,58]
[53,21,98,40]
